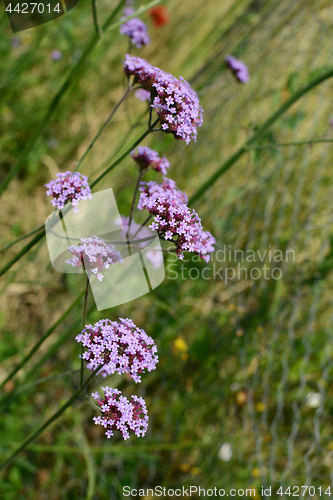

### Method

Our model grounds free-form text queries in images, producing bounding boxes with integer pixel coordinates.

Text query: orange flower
[149,6,169,27]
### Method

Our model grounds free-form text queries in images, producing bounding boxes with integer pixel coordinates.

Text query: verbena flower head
[76,317,158,382]
[124,55,203,144]
[225,55,249,83]
[130,146,169,175]
[137,178,215,261]
[92,387,149,440]
[120,8,150,48]
[66,236,123,281]
[45,171,92,213]
[135,89,151,102]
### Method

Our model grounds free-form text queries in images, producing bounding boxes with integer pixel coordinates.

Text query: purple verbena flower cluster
[120,8,150,48]
[130,146,169,175]
[92,387,149,439]
[124,55,203,144]
[45,171,92,213]
[66,236,123,281]
[76,317,158,382]
[225,55,250,83]
[137,178,215,262]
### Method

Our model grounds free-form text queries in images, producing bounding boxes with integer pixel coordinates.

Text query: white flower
[218,443,232,462]
[306,392,323,408]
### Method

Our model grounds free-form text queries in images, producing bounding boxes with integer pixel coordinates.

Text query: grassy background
[1,0,333,498]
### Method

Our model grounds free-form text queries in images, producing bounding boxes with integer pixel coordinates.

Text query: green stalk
[0,292,84,391]
[0,0,162,197]
[90,118,159,188]
[1,301,95,412]
[0,366,101,472]
[0,224,44,254]
[80,278,90,386]
[244,138,333,149]
[0,228,45,277]
[0,29,47,103]
[3,66,332,275]
[0,118,158,277]
[91,0,101,36]
[189,67,333,205]
[74,87,132,173]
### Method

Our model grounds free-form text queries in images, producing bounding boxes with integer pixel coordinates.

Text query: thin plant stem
[14,370,80,395]
[1,303,95,412]
[189,66,333,205]
[83,393,101,412]
[0,0,162,197]
[0,292,85,392]
[5,65,332,273]
[73,87,132,173]
[131,215,152,241]
[0,30,47,103]
[92,0,101,36]
[129,245,173,253]
[148,105,153,128]
[108,235,155,245]
[0,228,46,278]
[83,277,89,329]
[0,119,159,278]
[127,170,144,242]
[81,277,90,387]
[0,98,145,259]
[244,138,333,149]
[0,366,102,472]
[16,440,207,455]
[103,1,162,35]
[0,224,44,254]
[0,0,125,198]
[90,117,159,189]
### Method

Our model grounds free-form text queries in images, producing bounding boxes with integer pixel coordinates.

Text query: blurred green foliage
[1,0,333,498]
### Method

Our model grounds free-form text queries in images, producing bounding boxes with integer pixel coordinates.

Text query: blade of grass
[91,0,101,37]
[0,117,159,277]
[73,417,96,500]
[0,29,47,103]
[0,301,96,412]
[90,118,159,188]
[0,0,162,198]
[18,440,208,455]
[245,138,333,149]
[0,366,101,472]
[0,228,45,277]
[189,66,333,205]
[0,224,45,254]
[0,291,84,391]
[2,67,331,275]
